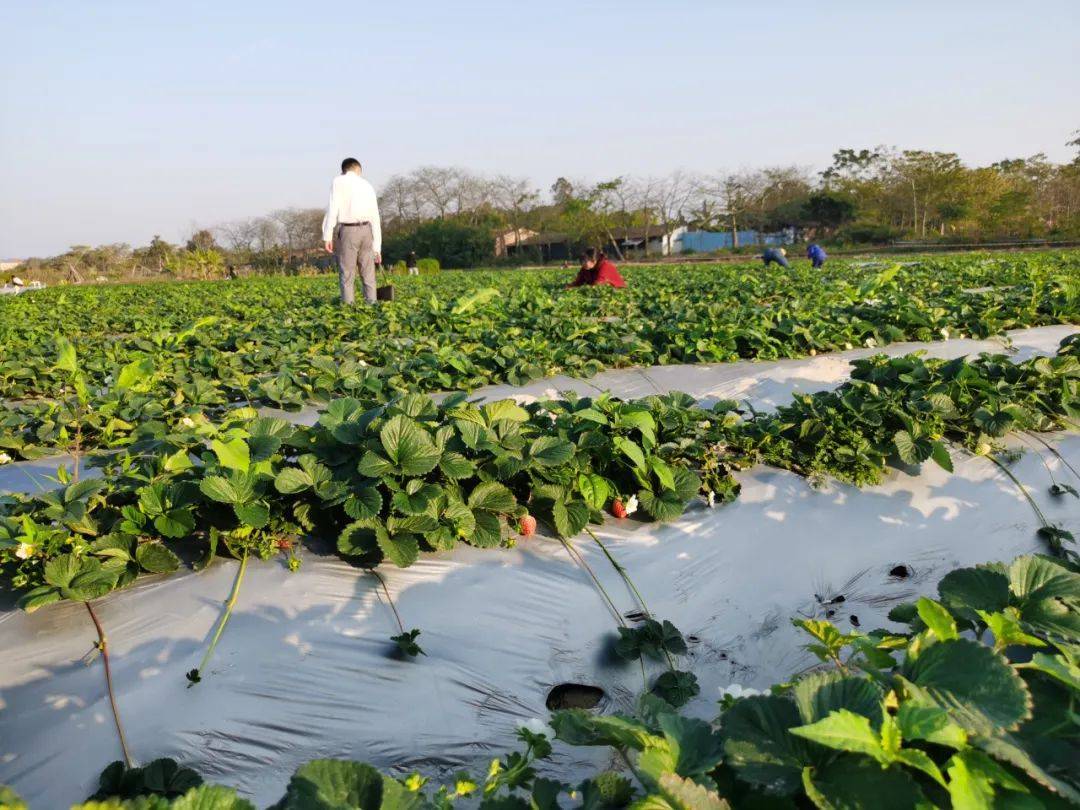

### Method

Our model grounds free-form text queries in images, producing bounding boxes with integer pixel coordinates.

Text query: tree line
[12,133,1080,280]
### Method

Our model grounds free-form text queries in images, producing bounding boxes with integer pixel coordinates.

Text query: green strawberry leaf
[211,438,250,473]
[136,543,181,574]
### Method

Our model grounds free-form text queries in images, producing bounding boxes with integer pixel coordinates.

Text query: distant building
[494,228,539,257]
[505,232,575,261]
[675,229,795,252]
[505,225,686,261]
[609,226,687,257]
[0,260,24,272]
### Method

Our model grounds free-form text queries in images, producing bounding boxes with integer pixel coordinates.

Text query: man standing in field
[322,157,382,304]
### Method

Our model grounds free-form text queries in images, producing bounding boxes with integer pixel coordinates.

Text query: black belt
[339,221,370,227]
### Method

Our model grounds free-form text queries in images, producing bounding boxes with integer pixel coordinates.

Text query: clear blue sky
[1,0,1077,257]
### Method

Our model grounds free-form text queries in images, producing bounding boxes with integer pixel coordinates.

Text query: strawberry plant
[3,252,1080,458]
[4,337,1080,620]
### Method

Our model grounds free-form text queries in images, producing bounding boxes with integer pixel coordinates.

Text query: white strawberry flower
[0,452,11,465]
[180,417,196,428]
[358,359,368,367]
[15,542,35,560]
[624,495,639,516]
[517,717,554,738]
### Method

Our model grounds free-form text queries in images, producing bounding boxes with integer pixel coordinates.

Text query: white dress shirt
[321,171,382,252]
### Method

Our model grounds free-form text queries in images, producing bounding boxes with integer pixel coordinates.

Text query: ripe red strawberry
[519,514,537,536]
[611,499,627,519]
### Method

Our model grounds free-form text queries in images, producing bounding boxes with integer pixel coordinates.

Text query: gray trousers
[335,223,376,304]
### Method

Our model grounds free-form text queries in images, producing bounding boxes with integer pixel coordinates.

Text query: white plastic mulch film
[1,325,1078,808]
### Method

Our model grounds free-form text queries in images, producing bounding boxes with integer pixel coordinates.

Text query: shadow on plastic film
[579,440,1074,694]
[0,542,636,807]
[183,553,640,803]
[0,453,95,495]
[694,373,852,413]
[0,606,394,806]
[0,630,203,797]
[0,597,406,804]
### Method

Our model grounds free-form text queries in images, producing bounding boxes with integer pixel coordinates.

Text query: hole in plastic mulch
[545,683,606,711]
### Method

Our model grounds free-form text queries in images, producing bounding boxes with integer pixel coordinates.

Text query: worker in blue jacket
[760,247,789,268]
[807,243,827,268]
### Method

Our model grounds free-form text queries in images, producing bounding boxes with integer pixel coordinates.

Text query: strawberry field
[0,254,1078,460]
[1,253,1079,809]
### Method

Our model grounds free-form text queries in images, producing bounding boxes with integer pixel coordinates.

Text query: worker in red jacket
[566,248,627,288]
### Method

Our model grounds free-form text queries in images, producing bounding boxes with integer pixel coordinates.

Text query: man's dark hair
[341,157,362,173]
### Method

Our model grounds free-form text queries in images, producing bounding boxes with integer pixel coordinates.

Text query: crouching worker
[566,248,626,288]
[806,243,827,269]
[760,247,789,268]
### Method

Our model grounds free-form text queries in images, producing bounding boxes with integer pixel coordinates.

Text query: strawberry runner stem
[585,526,678,672]
[617,749,650,794]
[190,550,248,686]
[72,412,83,483]
[1025,431,1080,482]
[85,601,134,768]
[987,454,1050,528]
[585,526,651,618]
[557,538,625,628]
[559,536,649,688]
[370,569,406,634]
[1017,434,1059,484]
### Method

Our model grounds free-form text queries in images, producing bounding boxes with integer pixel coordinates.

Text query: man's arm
[321,179,339,253]
[369,185,382,263]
